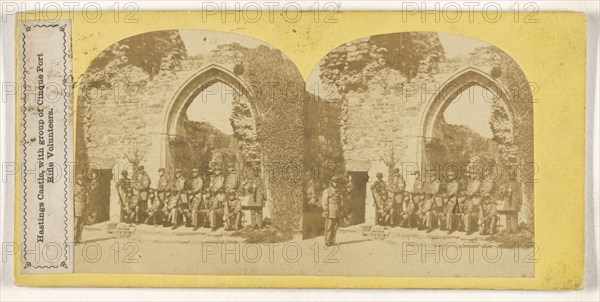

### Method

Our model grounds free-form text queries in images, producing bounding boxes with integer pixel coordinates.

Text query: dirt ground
[74,224,535,277]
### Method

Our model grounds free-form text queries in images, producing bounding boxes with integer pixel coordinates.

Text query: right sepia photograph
[303,32,534,277]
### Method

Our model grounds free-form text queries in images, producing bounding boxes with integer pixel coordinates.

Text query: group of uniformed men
[371,168,515,236]
[115,165,267,232]
[72,164,267,243]
[320,167,520,246]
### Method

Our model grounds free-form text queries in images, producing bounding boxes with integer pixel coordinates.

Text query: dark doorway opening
[86,169,112,224]
[342,171,368,226]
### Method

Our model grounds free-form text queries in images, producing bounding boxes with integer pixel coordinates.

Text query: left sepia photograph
[73,29,306,274]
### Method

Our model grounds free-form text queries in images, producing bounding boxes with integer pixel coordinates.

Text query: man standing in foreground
[74,175,88,243]
[321,176,343,246]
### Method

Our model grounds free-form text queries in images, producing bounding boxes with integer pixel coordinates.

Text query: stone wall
[314,32,534,224]
[77,30,305,232]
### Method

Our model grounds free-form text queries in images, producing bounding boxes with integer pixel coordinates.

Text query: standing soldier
[412,171,425,195]
[420,189,436,233]
[466,171,482,207]
[246,178,266,230]
[189,168,204,231]
[137,165,151,214]
[74,175,88,243]
[199,189,212,228]
[478,170,496,235]
[444,171,460,234]
[428,174,445,230]
[321,176,343,246]
[462,190,479,235]
[499,182,521,234]
[174,169,189,227]
[370,172,387,225]
[389,168,406,223]
[86,170,101,224]
[156,168,169,204]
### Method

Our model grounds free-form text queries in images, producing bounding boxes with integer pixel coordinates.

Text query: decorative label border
[20,21,73,274]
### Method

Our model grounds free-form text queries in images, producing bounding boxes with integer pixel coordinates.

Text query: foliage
[426,122,497,168]
[490,102,518,164]
[206,43,306,231]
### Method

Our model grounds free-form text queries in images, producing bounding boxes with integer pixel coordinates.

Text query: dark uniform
[444,178,460,233]
[478,175,497,235]
[224,191,242,231]
[401,194,418,228]
[174,171,188,227]
[499,182,521,233]
[209,190,226,230]
[389,169,406,214]
[145,189,163,225]
[420,193,435,232]
[137,166,151,210]
[157,168,169,203]
[74,176,88,243]
[321,177,343,246]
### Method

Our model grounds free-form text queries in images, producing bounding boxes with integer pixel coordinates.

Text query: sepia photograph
[303,32,535,277]
[73,29,306,274]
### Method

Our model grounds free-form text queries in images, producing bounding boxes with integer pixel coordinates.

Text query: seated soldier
[196,189,211,228]
[190,189,205,231]
[401,193,418,229]
[479,196,498,236]
[419,192,436,233]
[224,190,242,231]
[121,189,137,223]
[145,189,163,225]
[164,188,180,229]
[455,192,468,232]
[444,190,462,234]
[463,192,479,235]
[209,189,226,231]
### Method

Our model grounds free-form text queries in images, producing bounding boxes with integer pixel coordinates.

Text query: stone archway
[417,67,518,167]
[160,65,261,173]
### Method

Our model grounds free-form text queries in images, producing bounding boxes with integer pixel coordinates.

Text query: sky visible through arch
[186,82,236,135]
[438,33,494,139]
